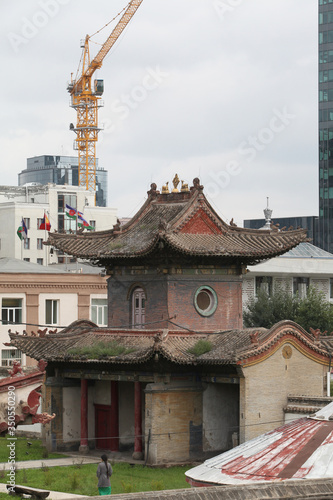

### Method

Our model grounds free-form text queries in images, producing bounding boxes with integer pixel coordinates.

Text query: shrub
[244,285,333,332]
[68,341,136,359]
[188,340,212,356]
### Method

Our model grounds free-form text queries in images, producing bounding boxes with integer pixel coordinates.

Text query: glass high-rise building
[18,155,108,207]
[319,0,333,252]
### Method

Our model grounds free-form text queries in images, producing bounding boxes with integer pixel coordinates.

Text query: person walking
[96,454,113,495]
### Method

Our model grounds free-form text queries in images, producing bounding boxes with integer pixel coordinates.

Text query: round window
[194,286,218,317]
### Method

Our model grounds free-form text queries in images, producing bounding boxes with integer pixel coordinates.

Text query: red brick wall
[108,267,243,331]
[179,209,222,235]
[167,278,242,331]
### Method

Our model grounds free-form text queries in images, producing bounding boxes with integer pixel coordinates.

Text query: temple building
[9,177,330,465]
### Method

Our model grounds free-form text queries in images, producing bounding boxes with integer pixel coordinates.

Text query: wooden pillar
[79,379,89,453]
[132,381,143,460]
[110,381,119,451]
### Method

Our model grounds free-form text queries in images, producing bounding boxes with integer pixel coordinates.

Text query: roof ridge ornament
[147,183,159,198]
[181,180,189,192]
[190,177,204,193]
[250,331,260,346]
[172,174,180,193]
[161,181,169,194]
[261,197,273,230]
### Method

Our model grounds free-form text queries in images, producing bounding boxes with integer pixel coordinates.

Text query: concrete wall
[145,382,203,464]
[39,293,78,328]
[203,383,239,452]
[239,341,327,443]
[94,380,111,405]
[63,386,81,443]
[119,382,135,449]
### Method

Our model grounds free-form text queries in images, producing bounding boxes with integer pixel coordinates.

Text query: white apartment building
[0,258,108,370]
[0,184,117,265]
[243,242,333,307]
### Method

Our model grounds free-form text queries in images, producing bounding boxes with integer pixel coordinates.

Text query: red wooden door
[95,405,112,450]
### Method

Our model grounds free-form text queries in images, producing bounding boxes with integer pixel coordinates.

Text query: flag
[39,213,51,231]
[17,219,28,240]
[78,214,94,230]
[65,204,78,219]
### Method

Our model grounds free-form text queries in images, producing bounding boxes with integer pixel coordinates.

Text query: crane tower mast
[68,0,143,200]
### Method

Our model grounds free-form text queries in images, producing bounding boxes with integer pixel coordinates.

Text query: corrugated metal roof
[86,478,333,499]
[185,402,333,487]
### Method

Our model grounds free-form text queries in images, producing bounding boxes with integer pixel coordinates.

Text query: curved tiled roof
[8,320,329,366]
[46,180,308,265]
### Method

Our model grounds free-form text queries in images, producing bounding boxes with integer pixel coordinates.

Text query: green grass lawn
[0,462,192,496]
[0,435,66,462]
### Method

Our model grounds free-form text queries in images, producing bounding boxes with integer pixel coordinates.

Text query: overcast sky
[1,0,317,226]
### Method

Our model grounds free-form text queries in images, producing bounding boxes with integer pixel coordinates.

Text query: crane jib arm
[72,0,143,93]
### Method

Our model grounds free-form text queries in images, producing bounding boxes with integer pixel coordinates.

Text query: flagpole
[21,215,23,261]
[45,211,48,266]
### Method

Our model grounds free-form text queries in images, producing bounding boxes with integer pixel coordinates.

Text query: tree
[294,287,333,333]
[243,286,333,333]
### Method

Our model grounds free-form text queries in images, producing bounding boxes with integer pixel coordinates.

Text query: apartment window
[255,276,273,296]
[319,69,333,83]
[23,218,30,230]
[37,218,43,229]
[37,258,43,266]
[319,50,333,64]
[330,279,333,300]
[58,193,77,233]
[45,299,59,325]
[319,30,333,45]
[293,278,309,299]
[89,220,96,230]
[23,238,30,250]
[319,88,333,102]
[23,258,30,262]
[37,238,43,250]
[1,349,22,367]
[2,298,22,325]
[319,11,333,24]
[91,298,108,326]
[319,109,333,122]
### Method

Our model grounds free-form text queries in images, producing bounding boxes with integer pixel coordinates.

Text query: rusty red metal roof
[186,403,333,487]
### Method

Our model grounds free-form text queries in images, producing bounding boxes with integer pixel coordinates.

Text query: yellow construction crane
[68,0,144,201]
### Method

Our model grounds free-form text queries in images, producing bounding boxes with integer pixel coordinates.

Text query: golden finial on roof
[161,182,169,194]
[172,174,180,193]
[181,180,189,192]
